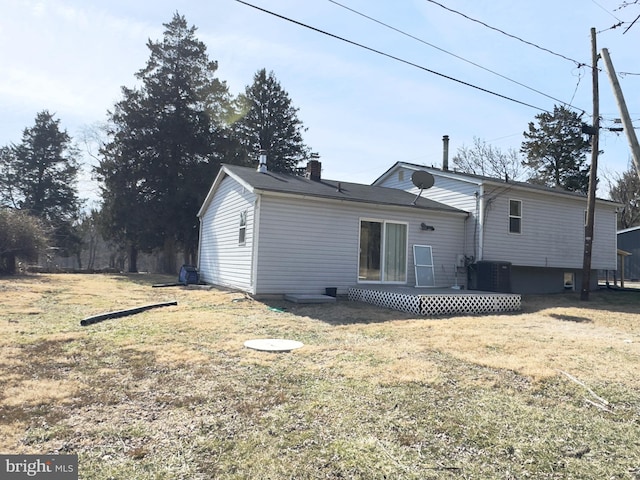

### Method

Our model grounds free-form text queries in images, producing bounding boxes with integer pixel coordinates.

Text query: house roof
[203,164,467,216]
[375,161,621,206]
[618,226,640,234]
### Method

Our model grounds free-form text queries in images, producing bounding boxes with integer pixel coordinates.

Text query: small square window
[509,200,522,234]
[564,272,575,290]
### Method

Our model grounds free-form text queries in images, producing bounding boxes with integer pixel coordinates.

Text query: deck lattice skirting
[348,287,521,316]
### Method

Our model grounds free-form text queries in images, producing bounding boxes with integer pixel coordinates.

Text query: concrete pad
[284,294,337,304]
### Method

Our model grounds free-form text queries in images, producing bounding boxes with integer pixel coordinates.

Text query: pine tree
[521,105,591,193]
[0,111,81,255]
[96,13,232,272]
[233,69,310,172]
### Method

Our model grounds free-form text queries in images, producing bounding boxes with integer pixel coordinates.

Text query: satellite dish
[410,171,434,205]
[411,170,434,190]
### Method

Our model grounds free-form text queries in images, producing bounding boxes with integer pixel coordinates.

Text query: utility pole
[580,27,600,301]
[600,48,640,181]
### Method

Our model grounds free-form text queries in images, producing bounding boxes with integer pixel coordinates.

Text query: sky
[1,0,639,206]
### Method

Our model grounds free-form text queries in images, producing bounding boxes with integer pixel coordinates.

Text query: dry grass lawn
[1,273,640,479]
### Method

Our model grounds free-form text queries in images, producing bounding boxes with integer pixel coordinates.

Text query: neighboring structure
[197,161,468,296]
[373,161,620,294]
[617,226,640,281]
[197,153,620,296]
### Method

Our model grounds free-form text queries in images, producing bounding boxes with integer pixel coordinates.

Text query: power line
[423,0,587,67]
[590,0,623,22]
[235,0,550,112]
[623,13,640,33]
[327,0,582,110]
[597,21,625,34]
[569,67,585,107]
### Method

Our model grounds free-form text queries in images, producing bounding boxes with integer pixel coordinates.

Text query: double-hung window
[238,210,247,245]
[509,200,522,234]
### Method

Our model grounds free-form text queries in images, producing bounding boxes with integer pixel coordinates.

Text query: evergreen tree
[233,69,310,172]
[0,111,81,255]
[96,13,232,272]
[521,105,591,193]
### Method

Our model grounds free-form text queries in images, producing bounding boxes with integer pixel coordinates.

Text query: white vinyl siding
[376,166,479,260]
[374,163,618,274]
[482,190,617,270]
[198,176,255,291]
[253,194,466,294]
[376,166,480,211]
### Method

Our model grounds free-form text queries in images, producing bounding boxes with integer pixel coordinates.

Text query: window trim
[509,199,522,234]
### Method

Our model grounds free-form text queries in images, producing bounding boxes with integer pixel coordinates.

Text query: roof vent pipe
[442,135,449,171]
[257,149,268,173]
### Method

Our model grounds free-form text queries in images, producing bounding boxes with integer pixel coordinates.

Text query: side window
[238,210,247,245]
[509,200,522,234]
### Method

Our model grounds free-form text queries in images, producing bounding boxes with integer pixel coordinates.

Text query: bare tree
[453,137,527,181]
[607,164,640,229]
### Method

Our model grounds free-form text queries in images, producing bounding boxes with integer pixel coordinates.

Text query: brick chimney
[306,153,321,181]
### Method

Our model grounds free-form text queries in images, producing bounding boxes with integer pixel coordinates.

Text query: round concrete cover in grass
[244,338,304,352]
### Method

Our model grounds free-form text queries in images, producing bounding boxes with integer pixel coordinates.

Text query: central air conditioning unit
[468,261,512,293]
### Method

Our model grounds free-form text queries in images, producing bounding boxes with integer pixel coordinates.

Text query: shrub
[0,208,49,274]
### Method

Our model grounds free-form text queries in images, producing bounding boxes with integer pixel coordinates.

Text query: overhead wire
[327,0,583,111]
[235,0,550,112]
[569,67,585,107]
[597,21,625,33]
[623,13,640,33]
[590,0,623,22]
[422,0,587,67]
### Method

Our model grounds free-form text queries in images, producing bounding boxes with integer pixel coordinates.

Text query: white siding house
[374,162,620,293]
[198,175,256,291]
[197,163,468,296]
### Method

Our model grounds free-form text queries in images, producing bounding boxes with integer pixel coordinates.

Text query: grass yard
[1,273,640,479]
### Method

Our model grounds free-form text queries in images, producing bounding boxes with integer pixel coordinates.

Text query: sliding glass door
[359,220,407,283]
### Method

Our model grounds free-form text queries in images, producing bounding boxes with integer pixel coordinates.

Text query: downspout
[477,186,485,261]
[250,195,261,295]
[463,212,469,259]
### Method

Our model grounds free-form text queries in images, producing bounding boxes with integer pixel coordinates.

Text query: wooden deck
[348,286,521,316]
